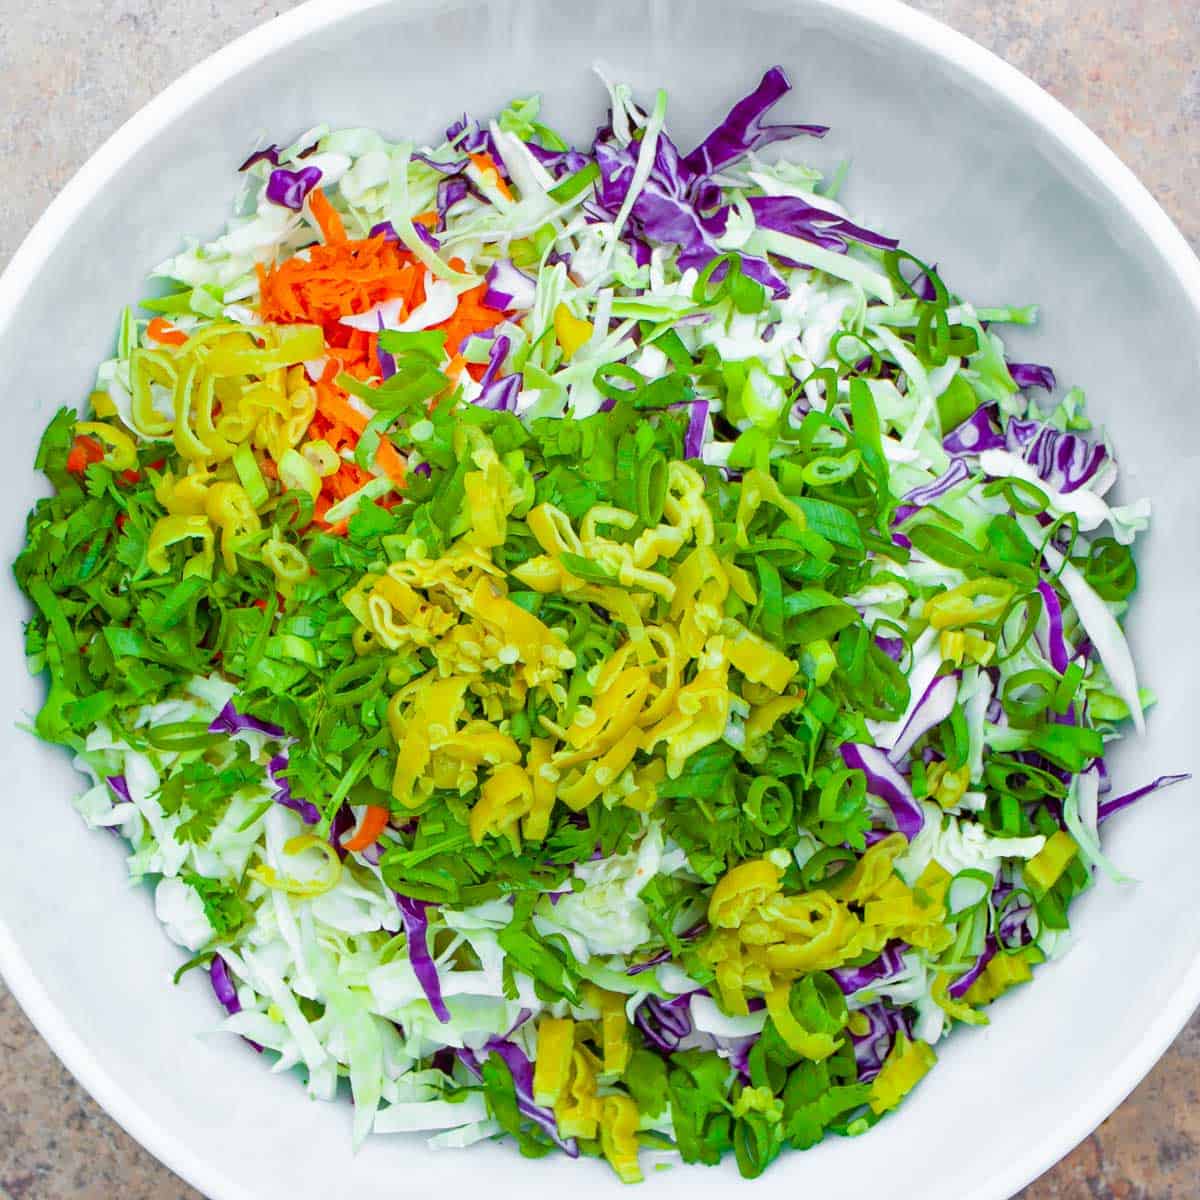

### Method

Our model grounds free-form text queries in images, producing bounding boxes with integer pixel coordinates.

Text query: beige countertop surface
[1,1,1198,1197]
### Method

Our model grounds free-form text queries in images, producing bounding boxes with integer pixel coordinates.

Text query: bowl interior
[2,2,1198,1198]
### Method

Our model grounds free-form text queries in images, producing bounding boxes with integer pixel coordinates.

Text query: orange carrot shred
[308,188,347,243]
[469,152,514,202]
[147,317,188,347]
[342,806,390,852]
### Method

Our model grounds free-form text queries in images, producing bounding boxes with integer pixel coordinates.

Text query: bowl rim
[1,1,1198,1197]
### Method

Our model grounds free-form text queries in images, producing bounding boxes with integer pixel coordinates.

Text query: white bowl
[2,1,1198,1197]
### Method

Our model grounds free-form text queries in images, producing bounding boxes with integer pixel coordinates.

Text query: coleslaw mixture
[14,68,1184,1180]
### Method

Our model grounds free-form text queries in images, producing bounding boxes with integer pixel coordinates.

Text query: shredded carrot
[342,805,391,852]
[324,461,372,501]
[66,435,104,475]
[469,152,514,202]
[413,210,439,229]
[316,380,368,434]
[435,283,506,355]
[312,494,350,536]
[374,438,407,487]
[258,235,422,329]
[307,187,347,244]
[147,317,188,347]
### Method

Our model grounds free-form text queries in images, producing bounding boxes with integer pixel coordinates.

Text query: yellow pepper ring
[924,577,1017,629]
[75,421,138,471]
[708,859,782,928]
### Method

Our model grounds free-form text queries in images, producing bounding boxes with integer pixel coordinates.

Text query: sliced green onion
[946,868,994,919]
[233,443,269,509]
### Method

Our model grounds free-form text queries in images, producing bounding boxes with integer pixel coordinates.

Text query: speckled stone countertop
[1,2,1198,1197]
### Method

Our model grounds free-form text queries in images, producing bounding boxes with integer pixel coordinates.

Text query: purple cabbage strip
[899,457,971,509]
[830,942,907,995]
[681,65,828,179]
[747,196,897,253]
[634,994,694,1054]
[1097,774,1191,825]
[211,956,264,1052]
[436,176,475,229]
[1004,417,1108,494]
[267,752,320,826]
[105,775,132,804]
[377,323,397,381]
[524,141,592,179]
[329,802,356,861]
[711,1034,757,1080]
[839,743,924,839]
[850,1002,911,1082]
[942,406,1005,456]
[948,936,998,1000]
[239,144,280,172]
[477,334,511,390]
[368,220,399,241]
[684,400,710,459]
[887,674,959,764]
[266,166,323,211]
[911,261,940,303]
[413,221,442,252]
[208,700,286,739]
[394,894,451,1023]
[996,887,1035,950]
[483,260,537,311]
[875,636,906,663]
[474,333,521,412]
[1035,580,1071,673]
[476,375,521,412]
[592,125,787,299]
[412,150,471,176]
[445,115,500,159]
[210,954,241,1015]
[1006,361,1057,392]
[627,947,672,976]
[458,1042,579,1155]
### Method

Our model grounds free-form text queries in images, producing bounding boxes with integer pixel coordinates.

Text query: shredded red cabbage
[1005,416,1108,493]
[888,674,959,763]
[942,406,1005,456]
[681,65,827,179]
[839,743,924,839]
[267,752,320,825]
[1097,773,1191,825]
[458,1042,579,1155]
[747,196,897,253]
[849,1001,911,1081]
[947,936,997,1000]
[394,894,451,1023]
[265,166,323,211]
[483,260,537,311]
[238,144,280,172]
[105,774,132,804]
[208,700,286,739]
[830,941,907,994]
[1006,361,1057,392]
